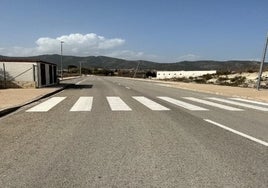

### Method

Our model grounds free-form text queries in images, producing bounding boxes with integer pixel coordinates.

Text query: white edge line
[230,98,268,106]
[204,119,268,147]
[75,78,89,85]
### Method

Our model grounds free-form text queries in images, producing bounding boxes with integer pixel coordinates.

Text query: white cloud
[106,50,163,62]
[0,33,125,57]
[175,54,201,61]
[107,50,144,59]
[0,33,176,62]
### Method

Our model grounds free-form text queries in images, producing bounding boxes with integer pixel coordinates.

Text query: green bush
[230,76,246,85]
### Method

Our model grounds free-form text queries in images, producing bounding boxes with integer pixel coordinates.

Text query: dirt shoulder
[0,88,60,110]
[135,78,268,102]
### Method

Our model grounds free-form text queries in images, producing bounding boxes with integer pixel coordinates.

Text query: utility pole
[257,33,268,90]
[60,41,64,80]
[79,61,86,76]
[3,63,6,88]
[80,61,82,76]
[133,61,141,78]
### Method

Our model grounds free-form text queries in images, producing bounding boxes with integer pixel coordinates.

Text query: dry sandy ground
[0,88,59,110]
[143,79,268,102]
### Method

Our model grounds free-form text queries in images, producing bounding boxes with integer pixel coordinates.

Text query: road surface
[0,76,267,187]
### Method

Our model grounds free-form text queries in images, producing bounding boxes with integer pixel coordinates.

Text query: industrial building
[0,59,58,88]
[156,70,217,79]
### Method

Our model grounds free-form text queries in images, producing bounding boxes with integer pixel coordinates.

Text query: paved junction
[0,76,267,187]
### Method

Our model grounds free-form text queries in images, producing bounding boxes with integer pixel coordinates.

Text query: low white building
[0,59,58,88]
[156,70,216,79]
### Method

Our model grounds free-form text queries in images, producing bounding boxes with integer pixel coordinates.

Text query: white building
[156,70,216,79]
[0,59,58,88]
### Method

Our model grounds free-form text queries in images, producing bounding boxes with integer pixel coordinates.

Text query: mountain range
[1,54,267,72]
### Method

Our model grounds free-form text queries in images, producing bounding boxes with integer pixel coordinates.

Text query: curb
[0,85,68,118]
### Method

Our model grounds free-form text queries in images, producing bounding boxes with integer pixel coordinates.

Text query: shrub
[230,76,246,85]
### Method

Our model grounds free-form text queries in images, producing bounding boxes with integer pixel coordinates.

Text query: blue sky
[0,0,267,62]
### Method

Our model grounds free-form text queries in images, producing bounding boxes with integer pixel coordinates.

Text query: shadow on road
[65,84,93,89]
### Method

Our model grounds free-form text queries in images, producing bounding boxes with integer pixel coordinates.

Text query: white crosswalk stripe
[132,96,170,111]
[208,97,268,111]
[26,97,66,112]
[106,97,132,111]
[70,97,93,111]
[25,96,268,113]
[158,96,208,111]
[229,98,268,106]
[183,97,244,111]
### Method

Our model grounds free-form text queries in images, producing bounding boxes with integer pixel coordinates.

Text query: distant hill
[0,54,267,72]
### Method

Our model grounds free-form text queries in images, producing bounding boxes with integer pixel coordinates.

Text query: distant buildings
[0,59,58,88]
[156,70,216,79]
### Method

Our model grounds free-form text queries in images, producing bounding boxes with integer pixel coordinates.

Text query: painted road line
[125,87,131,89]
[106,97,132,111]
[204,119,268,147]
[26,97,66,112]
[208,97,268,111]
[184,97,244,111]
[75,78,88,85]
[132,96,170,111]
[230,98,268,106]
[70,97,93,112]
[158,97,208,111]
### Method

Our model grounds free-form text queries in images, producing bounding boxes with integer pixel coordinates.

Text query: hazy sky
[0,0,267,62]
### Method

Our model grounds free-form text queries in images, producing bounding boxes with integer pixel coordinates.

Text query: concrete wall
[0,61,57,88]
[0,62,36,88]
[1,62,36,81]
[156,70,217,79]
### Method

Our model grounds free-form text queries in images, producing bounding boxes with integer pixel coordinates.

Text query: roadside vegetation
[161,71,268,88]
[63,64,268,89]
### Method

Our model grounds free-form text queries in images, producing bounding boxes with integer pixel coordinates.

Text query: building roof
[0,59,56,66]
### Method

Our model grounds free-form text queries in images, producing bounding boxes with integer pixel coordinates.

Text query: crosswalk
[26,97,66,112]
[26,96,268,113]
[106,97,132,111]
[70,97,93,112]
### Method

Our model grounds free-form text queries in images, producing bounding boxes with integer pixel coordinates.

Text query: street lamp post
[60,41,64,80]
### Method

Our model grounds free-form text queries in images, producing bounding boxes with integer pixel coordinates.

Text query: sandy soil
[0,88,58,109]
[152,80,268,102]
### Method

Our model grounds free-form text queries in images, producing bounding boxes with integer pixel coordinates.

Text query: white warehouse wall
[156,70,216,79]
[1,60,57,88]
[1,62,36,81]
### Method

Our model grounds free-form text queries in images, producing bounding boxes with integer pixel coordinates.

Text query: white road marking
[204,119,268,147]
[75,80,83,85]
[26,97,66,112]
[158,97,208,111]
[75,78,88,85]
[106,97,132,111]
[208,97,268,111]
[184,97,243,111]
[230,98,268,106]
[70,97,93,111]
[132,96,170,111]
[125,87,131,89]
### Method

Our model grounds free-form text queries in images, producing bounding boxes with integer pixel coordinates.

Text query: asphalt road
[0,76,267,187]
